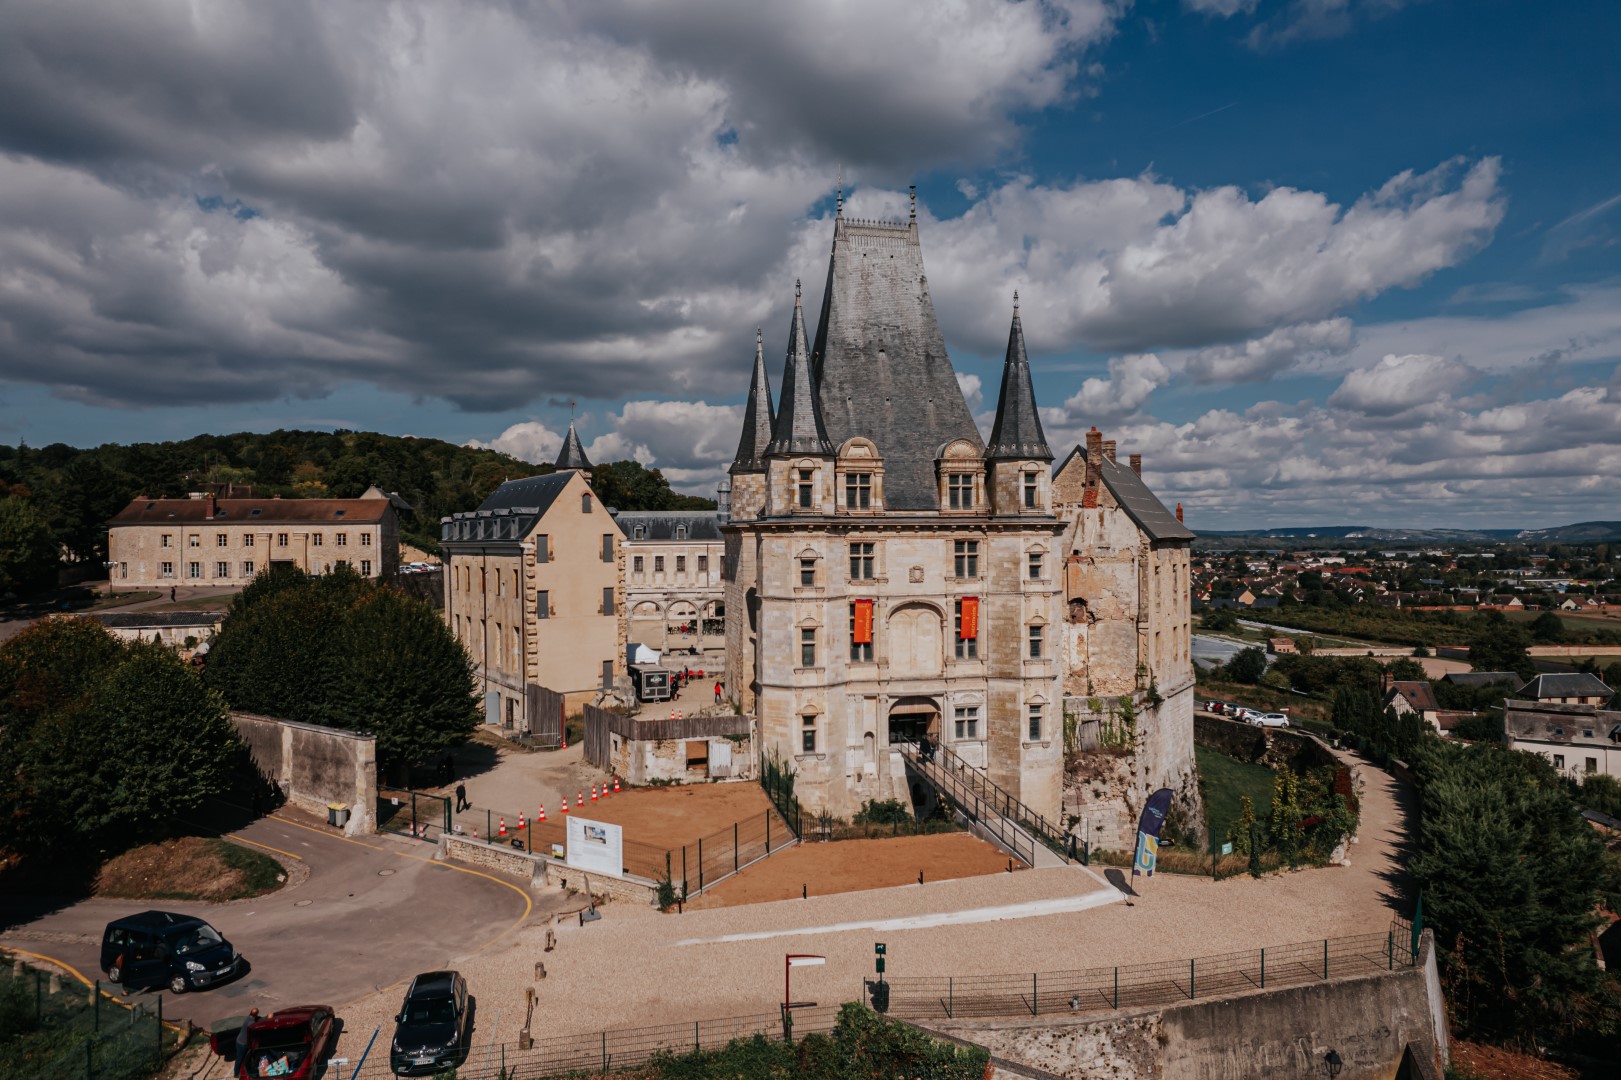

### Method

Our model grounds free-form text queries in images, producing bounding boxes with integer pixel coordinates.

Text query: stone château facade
[617,510,726,656]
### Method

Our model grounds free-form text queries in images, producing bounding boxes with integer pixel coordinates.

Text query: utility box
[327,803,350,828]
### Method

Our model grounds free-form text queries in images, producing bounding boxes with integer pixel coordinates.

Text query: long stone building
[617,510,726,656]
[723,197,1196,832]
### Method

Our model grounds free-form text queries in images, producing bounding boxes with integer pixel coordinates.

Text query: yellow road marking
[0,946,187,1033]
[221,833,304,861]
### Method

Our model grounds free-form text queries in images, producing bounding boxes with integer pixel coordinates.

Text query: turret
[764,281,833,515]
[554,420,593,482]
[727,330,775,521]
[984,293,1053,515]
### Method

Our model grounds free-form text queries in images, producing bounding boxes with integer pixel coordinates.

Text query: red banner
[959,596,979,640]
[853,599,873,644]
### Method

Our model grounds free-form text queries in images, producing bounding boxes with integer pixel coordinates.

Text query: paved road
[0,812,531,1031]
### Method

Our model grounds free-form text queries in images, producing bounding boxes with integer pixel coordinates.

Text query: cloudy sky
[1,1,1617,529]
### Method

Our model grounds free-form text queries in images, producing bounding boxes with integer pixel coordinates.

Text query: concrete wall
[927,933,1446,1080]
[438,833,658,905]
[230,712,377,835]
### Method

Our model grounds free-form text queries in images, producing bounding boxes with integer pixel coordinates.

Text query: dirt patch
[95,837,287,902]
[1450,1040,1581,1080]
[688,832,1014,909]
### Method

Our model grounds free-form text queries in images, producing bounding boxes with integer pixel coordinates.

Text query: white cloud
[1183,0,1259,16]
[1328,353,1477,416]
[468,421,564,464]
[1060,353,1170,421]
[1181,318,1354,383]
[956,372,985,414]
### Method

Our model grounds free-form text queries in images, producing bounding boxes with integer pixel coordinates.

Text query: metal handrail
[901,746,1036,866]
[902,743,1071,863]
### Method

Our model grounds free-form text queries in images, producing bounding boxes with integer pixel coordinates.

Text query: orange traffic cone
[472,827,479,839]
[562,797,570,813]
[518,812,527,831]
[613,776,621,794]
[591,785,599,802]
[538,804,546,822]
[577,791,584,807]
[499,816,508,837]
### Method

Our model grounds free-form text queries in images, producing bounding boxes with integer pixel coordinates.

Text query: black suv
[390,971,473,1076]
[101,910,245,994]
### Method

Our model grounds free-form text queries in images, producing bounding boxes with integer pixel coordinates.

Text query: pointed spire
[729,328,777,474]
[765,281,833,457]
[985,295,1052,462]
[555,420,593,472]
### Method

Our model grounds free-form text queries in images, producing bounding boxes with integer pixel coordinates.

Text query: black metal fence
[882,927,1419,1020]
[0,960,187,1080]
[670,808,794,897]
[905,742,1072,863]
[759,748,804,838]
[377,788,450,839]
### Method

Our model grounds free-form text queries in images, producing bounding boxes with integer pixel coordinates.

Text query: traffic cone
[613,776,621,794]
[591,785,599,802]
[538,804,546,822]
[577,791,584,808]
[472,827,479,839]
[499,816,508,837]
[518,812,527,831]
[562,797,570,813]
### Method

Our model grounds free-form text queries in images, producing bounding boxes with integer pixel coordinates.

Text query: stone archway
[887,696,940,748]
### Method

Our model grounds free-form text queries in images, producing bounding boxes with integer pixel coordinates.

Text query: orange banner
[853,599,873,644]
[959,596,979,640]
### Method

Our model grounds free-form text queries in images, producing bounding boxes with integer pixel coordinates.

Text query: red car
[211,1006,339,1080]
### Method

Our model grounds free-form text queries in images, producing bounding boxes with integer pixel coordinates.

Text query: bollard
[47,972,60,995]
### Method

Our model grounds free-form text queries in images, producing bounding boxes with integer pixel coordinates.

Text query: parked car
[1231,706,1260,722]
[1254,712,1291,728]
[101,910,245,994]
[391,971,473,1076]
[209,1006,339,1080]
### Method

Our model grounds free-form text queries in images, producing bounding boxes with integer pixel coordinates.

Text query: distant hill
[0,429,714,563]
[1196,521,1621,545]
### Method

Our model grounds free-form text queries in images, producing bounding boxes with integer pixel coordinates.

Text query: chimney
[1175,502,1184,523]
[1129,453,1142,477]
[1083,427,1103,508]
[1102,439,1117,463]
[205,493,216,520]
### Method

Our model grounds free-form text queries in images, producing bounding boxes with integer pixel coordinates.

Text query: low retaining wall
[438,833,659,905]
[1195,714,1338,774]
[230,712,376,835]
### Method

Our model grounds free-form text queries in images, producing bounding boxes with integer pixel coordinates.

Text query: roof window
[335,509,347,517]
[251,508,262,516]
[1552,727,1564,737]
[145,502,155,510]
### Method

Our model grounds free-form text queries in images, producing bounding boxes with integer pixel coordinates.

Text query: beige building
[1506,699,1621,779]
[107,491,400,588]
[615,510,726,656]
[440,432,626,721]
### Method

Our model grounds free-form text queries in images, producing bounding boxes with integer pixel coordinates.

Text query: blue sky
[0,1,1617,528]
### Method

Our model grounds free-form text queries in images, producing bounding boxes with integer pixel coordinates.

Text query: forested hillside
[0,430,714,577]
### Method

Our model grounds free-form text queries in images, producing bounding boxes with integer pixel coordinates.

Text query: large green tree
[1467,612,1535,677]
[0,498,59,596]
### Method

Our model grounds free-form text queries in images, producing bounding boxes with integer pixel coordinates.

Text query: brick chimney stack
[205,493,216,520]
[1176,502,1184,522]
[1129,452,1142,477]
[1102,439,1117,463]
[1083,427,1104,508]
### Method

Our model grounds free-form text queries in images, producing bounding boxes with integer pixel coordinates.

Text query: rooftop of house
[1503,699,1621,746]
[440,472,577,544]
[1387,680,1440,713]
[611,510,724,542]
[1515,672,1614,700]
[109,496,393,526]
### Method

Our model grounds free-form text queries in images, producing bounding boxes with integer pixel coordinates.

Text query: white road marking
[673,887,1126,946]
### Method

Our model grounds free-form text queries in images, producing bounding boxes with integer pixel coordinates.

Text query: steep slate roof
[109,497,391,525]
[1387,680,1440,713]
[442,471,573,543]
[808,213,980,509]
[729,331,776,474]
[765,284,833,457]
[984,298,1051,461]
[555,422,593,471]
[1516,672,1614,700]
[1097,457,1196,541]
[611,510,724,541]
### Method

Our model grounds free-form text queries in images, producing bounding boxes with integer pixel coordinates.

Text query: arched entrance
[886,603,943,677]
[887,696,940,749]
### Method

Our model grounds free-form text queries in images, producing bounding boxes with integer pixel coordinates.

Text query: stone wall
[438,833,658,905]
[230,712,377,836]
[1195,714,1339,774]
[926,933,1447,1080]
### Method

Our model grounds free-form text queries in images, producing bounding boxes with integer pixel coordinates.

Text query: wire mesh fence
[345,1005,841,1079]
[671,808,794,897]
[882,928,1418,1020]
[0,962,187,1080]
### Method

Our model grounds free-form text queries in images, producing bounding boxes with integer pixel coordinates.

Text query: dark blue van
[100,910,245,994]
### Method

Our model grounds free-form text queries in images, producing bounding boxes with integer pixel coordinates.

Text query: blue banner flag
[1131,788,1175,879]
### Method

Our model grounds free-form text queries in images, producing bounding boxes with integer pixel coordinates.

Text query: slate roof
[984,300,1052,462]
[611,510,724,542]
[1515,672,1614,700]
[1387,680,1440,713]
[808,215,980,508]
[766,284,833,457]
[1442,671,1519,688]
[1097,457,1196,541]
[441,472,573,544]
[729,331,775,474]
[555,422,593,471]
[109,497,391,525]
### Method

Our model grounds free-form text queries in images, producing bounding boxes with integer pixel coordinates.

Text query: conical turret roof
[765,283,833,457]
[555,421,593,471]
[729,330,776,474]
[985,296,1051,462]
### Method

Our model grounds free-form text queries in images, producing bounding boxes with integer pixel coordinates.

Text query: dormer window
[634,525,646,540]
[1023,473,1038,508]
[675,525,688,540]
[797,469,815,508]
[948,474,974,509]
[845,472,872,509]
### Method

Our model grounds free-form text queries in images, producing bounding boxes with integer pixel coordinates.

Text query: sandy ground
[689,833,1014,909]
[1416,656,1471,678]
[331,746,1410,1054]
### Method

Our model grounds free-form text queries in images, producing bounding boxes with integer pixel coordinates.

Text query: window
[361,532,372,547]
[242,561,255,577]
[536,591,549,618]
[361,559,372,576]
[1552,754,1565,769]
[582,493,593,513]
[633,556,645,573]
[602,587,615,615]
[277,533,288,547]
[1023,474,1038,508]
[800,558,816,587]
[802,714,817,754]
[654,556,665,573]
[494,622,503,664]
[312,533,323,546]
[497,573,505,597]
[1586,758,1598,773]
[845,472,872,509]
[850,602,874,662]
[954,600,979,659]
[954,706,980,740]
[160,561,174,578]
[676,556,686,573]
[634,525,646,540]
[188,561,201,579]
[215,561,229,578]
[188,534,199,547]
[1028,624,1043,659]
[675,525,687,540]
[118,562,127,580]
[335,532,348,547]
[797,469,814,508]
[454,614,461,640]
[1027,552,1043,580]
[1028,703,1042,741]
[216,533,228,547]
[334,509,346,518]
[603,660,613,689]
[953,540,979,578]
[947,473,974,509]
[536,535,549,562]
[697,555,708,573]
[161,535,172,548]
[243,533,254,548]
[800,627,817,668]
[601,534,614,563]
[849,542,875,580]
[513,627,522,668]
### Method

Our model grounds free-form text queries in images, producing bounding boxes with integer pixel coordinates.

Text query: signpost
[782,954,825,1042]
[871,942,889,1013]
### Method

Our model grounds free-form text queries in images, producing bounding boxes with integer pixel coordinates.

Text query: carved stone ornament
[909,566,925,583]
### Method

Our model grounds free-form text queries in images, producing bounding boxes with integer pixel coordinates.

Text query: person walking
[169,586,177,602]
[713,680,723,704]
[455,782,470,812]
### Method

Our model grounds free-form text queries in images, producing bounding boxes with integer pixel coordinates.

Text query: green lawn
[1196,745,1276,854]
